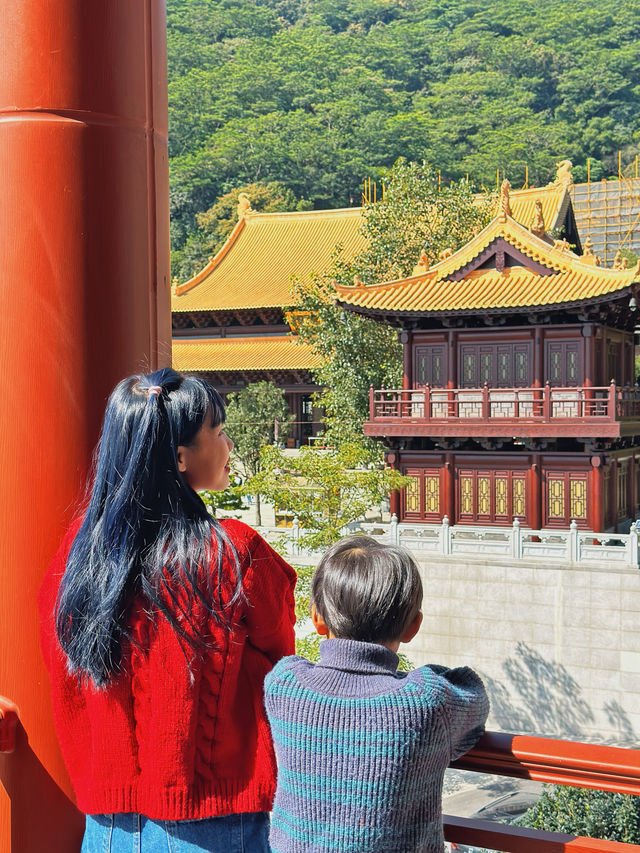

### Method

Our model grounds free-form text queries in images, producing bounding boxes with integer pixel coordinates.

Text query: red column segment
[0,2,170,850]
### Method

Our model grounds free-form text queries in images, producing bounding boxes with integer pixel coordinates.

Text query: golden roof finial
[553,237,570,253]
[553,159,573,188]
[498,179,512,221]
[580,237,596,265]
[530,199,546,238]
[237,192,253,218]
[419,248,429,269]
[612,249,623,270]
[438,247,453,261]
[621,256,629,269]
[171,275,179,296]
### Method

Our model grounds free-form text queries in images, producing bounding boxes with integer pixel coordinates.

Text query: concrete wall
[410,554,640,746]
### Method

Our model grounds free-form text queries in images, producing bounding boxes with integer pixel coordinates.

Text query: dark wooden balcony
[366,382,640,440]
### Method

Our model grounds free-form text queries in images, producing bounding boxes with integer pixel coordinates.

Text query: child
[39,368,296,852]
[264,536,488,853]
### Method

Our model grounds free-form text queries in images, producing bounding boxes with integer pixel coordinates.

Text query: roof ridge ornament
[237,192,253,219]
[552,159,574,189]
[498,179,512,221]
[612,249,629,270]
[580,237,597,266]
[530,199,546,238]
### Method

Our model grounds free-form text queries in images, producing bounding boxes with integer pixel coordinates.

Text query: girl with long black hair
[39,368,296,852]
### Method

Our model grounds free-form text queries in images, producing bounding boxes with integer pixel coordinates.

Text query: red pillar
[0,3,170,851]
[528,461,542,530]
[590,456,604,532]
[386,452,401,519]
[401,330,412,390]
[443,456,455,523]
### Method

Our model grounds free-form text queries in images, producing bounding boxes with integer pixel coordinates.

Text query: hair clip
[147,385,163,398]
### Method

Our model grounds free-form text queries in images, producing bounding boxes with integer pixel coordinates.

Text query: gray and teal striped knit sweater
[264,639,489,853]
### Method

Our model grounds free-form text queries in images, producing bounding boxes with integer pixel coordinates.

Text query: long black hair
[55,368,240,688]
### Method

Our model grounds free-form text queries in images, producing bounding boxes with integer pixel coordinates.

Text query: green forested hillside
[168,0,640,266]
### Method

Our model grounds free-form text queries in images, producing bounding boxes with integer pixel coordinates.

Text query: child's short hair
[311,535,422,644]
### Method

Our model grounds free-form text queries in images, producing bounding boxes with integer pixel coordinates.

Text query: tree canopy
[167,0,640,260]
[224,381,291,525]
[291,159,492,446]
[518,785,640,845]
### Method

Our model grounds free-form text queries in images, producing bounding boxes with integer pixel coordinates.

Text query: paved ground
[443,769,542,817]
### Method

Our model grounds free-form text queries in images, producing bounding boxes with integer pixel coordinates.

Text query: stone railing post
[292,517,300,556]
[511,517,522,560]
[568,519,579,562]
[442,514,451,556]
[390,513,399,545]
[628,521,639,569]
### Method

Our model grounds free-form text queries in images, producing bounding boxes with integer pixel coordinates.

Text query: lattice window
[497,353,509,385]
[495,476,508,518]
[432,355,442,386]
[570,477,588,521]
[515,350,528,385]
[463,353,475,386]
[547,476,565,520]
[550,351,562,384]
[480,353,492,385]
[405,475,420,514]
[478,476,491,516]
[567,350,578,384]
[460,475,474,515]
[512,475,526,518]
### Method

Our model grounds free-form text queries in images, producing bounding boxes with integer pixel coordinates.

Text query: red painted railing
[370,382,640,423]
[366,382,640,438]
[3,699,639,851]
[445,731,640,852]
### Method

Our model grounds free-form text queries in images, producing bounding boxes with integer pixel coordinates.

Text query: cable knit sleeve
[431,664,490,761]
[223,520,296,664]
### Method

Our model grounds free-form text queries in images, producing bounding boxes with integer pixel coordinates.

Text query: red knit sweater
[38,518,296,820]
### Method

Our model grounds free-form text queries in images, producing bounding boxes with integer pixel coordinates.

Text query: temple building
[171,179,579,445]
[336,181,640,532]
[171,200,366,444]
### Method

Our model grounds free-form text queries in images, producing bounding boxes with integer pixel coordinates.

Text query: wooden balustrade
[444,731,640,852]
[2,705,638,851]
[366,383,640,439]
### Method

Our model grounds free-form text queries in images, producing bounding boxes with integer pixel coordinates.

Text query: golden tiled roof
[503,184,568,232]
[172,208,367,313]
[172,335,323,372]
[171,185,571,315]
[335,214,639,316]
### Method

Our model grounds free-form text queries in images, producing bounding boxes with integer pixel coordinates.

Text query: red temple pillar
[401,330,412,390]
[386,452,401,519]
[443,456,455,523]
[528,461,542,530]
[0,3,170,851]
[590,456,604,533]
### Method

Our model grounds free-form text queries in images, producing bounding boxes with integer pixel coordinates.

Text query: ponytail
[55,368,240,688]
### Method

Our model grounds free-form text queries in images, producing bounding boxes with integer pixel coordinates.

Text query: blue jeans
[82,812,270,853]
